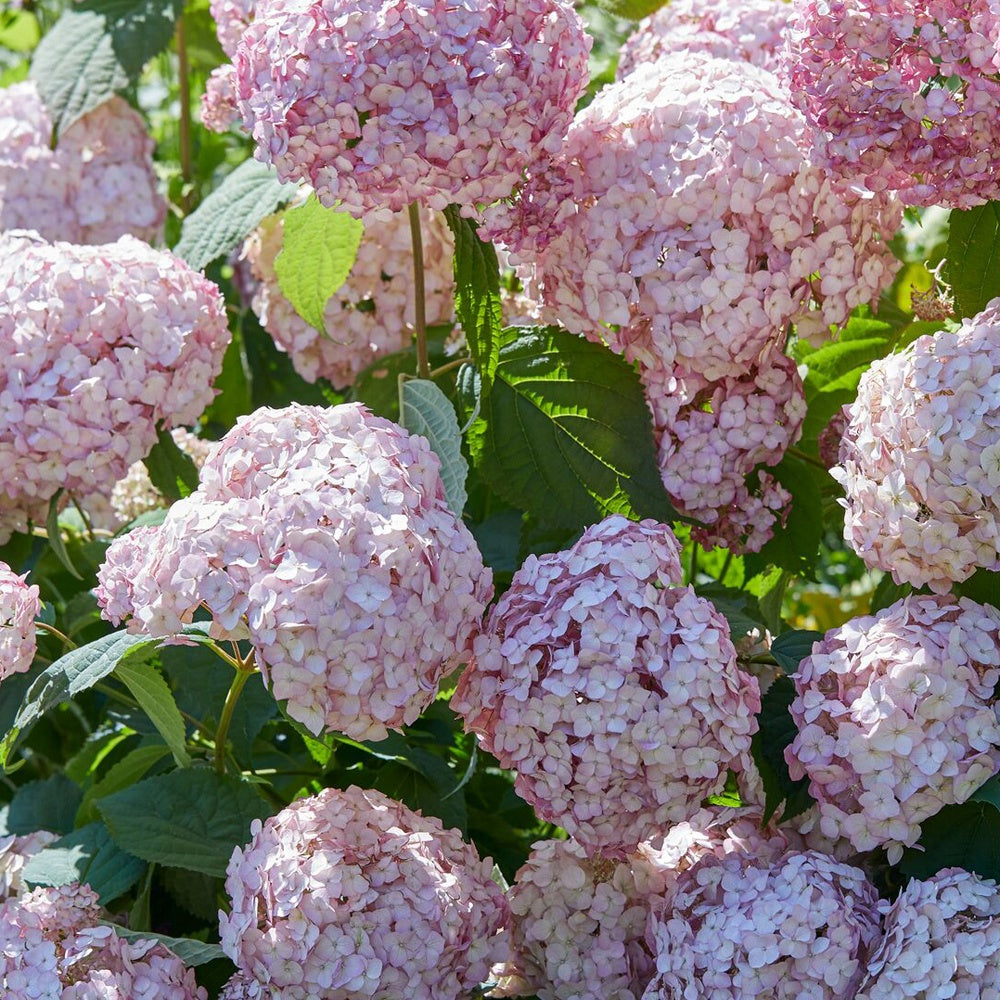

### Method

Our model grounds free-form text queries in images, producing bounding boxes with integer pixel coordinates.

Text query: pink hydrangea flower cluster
[243,204,455,386]
[641,347,806,552]
[786,0,1000,208]
[0,561,39,682]
[219,785,510,1000]
[833,300,1000,592]
[451,515,761,856]
[0,882,206,999]
[0,831,57,902]
[617,0,794,79]
[786,595,1000,862]
[0,232,230,543]
[229,0,591,219]
[97,403,493,740]
[643,850,883,999]
[201,0,257,132]
[482,57,901,382]
[0,82,165,244]
[858,869,1000,998]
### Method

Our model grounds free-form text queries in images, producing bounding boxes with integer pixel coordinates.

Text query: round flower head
[482,57,901,382]
[97,403,493,741]
[0,562,39,682]
[219,785,510,1000]
[641,346,806,552]
[0,831,57,902]
[0,882,206,999]
[0,233,229,542]
[451,515,761,856]
[202,0,257,131]
[858,868,1000,999]
[787,0,1000,208]
[643,850,882,999]
[617,0,794,79]
[231,0,591,219]
[0,82,165,244]
[786,595,1000,862]
[833,301,1000,592]
[243,203,455,386]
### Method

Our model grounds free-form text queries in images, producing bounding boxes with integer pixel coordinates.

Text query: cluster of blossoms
[0,233,230,541]
[97,403,493,740]
[201,0,255,132]
[452,515,761,855]
[219,785,509,1000]
[858,868,1000,998]
[834,298,1000,591]
[228,0,591,219]
[786,595,1000,861]
[0,830,56,902]
[482,56,901,382]
[0,83,165,244]
[643,850,883,999]
[0,882,205,998]
[617,0,793,79]
[243,204,455,386]
[0,561,38,682]
[786,0,1000,208]
[641,347,807,551]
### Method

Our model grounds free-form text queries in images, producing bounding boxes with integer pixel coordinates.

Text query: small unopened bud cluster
[452,515,760,855]
[0,82,165,244]
[97,403,492,741]
[833,300,1000,592]
[0,561,39,682]
[786,595,1000,862]
[219,785,510,1000]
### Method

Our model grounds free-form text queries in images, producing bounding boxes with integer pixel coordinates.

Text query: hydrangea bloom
[0,562,39,682]
[97,403,493,740]
[786,0,1000,208]
[201,0,257,131]
[0,82,165,244]
[0,882,206,999]
[833,301,1000,591]
[482,57,901,382]
[231,0,591,218]
[0,233,229,542]
[786,595,1000,862]
[617,0,794,79]
[642,850,882,999]
[243,204,455,385]
[451,515,761,855]
[219,785,510,1000]
[641,347,806,552]
[0,831,57,902]
[858,869,1000,999]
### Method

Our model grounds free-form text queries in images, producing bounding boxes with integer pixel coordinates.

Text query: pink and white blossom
[0,562,38,682]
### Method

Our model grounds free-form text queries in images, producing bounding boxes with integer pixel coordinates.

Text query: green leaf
[142,425,199,503]
[400,378,469,516]
[748,568,788,636]
[274,195,364,332]
[77,744,172,825]
[98,769,270,876]
[22,822,145,904]
[900,800,1000,881]
[443,205,502,378]
[971,775,1000,811]
[946,201,1000,318]
[108,927,227,966]
[30,0,183,136]
[1,623,213,770]
[349,335,451,421]
[954,568,1000,610]
[770,630,824,675]
[591,0,667,19]
[695,585,765,642]
[750,676,813,825]
[113,659,190,767]
[175,159,294,270]
[870,573,911,614]
[462,326,677,530]
[7,774,82,835]
[46,490,82,581]
[0,10,40,52]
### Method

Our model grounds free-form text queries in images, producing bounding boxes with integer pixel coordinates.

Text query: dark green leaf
[870,574,911,614]
[113,658,190,767]
[971,775,1000,811]
[22,821,145,904]
[946,201,1000,318]
[77,744,172,825]
[7,774,82,835]
[900,800,1000,881]
[46,490,82,581]
[142,425,199,503]
[444,205,501,378]
[98,769,270,876]
[954,568,1000,610]
[161,866,223,922]
[349,336,450,420]
[175,159,294,270]
[30,0,183,136]
[463,326,677,530]
[109,926,227,966]
[695,585,765,642]
[770,630,824,675]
